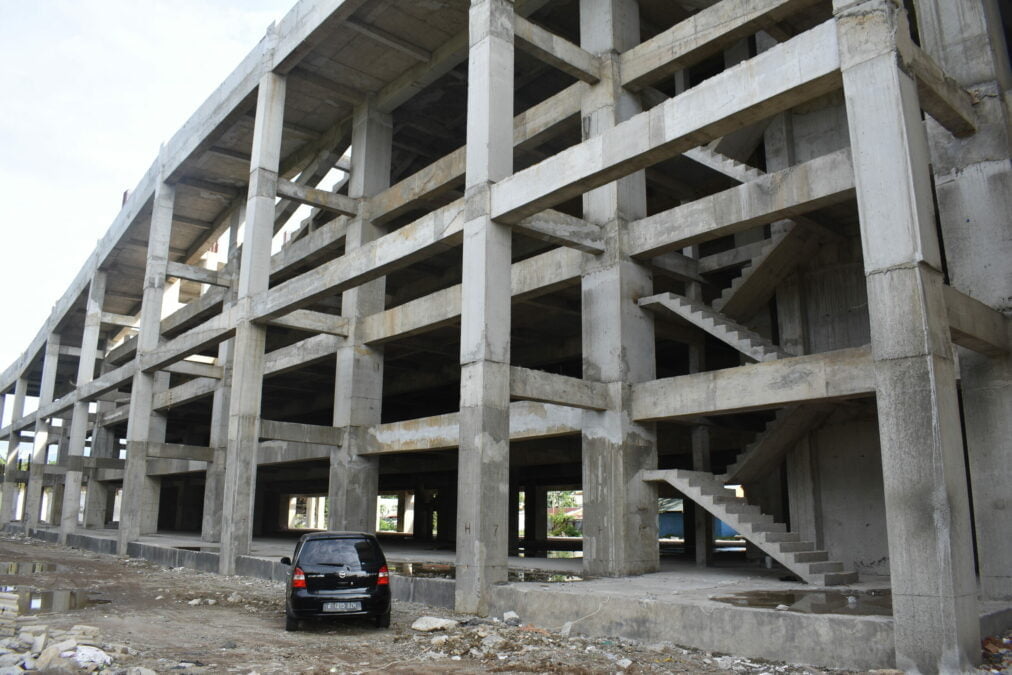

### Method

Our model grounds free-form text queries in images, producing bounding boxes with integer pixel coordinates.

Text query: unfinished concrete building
[1,0,1009,670]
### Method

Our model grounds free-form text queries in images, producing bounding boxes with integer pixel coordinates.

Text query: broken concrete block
[411,616,459,632]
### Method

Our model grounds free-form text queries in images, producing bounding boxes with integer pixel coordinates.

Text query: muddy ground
[0,534,1008,674]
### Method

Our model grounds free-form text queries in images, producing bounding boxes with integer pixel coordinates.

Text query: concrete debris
[187,598,202,606]
[617,657,633,669]
[502,610,521,626]
[411,616,459,632]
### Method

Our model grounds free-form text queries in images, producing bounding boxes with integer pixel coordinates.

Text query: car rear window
[298,538,380,568]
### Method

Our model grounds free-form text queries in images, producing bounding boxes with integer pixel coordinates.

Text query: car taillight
[292,567,307,589]
[377,565,389,586]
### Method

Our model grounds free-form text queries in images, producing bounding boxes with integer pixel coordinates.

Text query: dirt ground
[0,534,1008,674]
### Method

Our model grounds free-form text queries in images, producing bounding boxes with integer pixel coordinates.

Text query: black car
[281,531,391,630]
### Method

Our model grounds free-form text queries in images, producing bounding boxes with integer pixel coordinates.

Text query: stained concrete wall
[815,416,889,575]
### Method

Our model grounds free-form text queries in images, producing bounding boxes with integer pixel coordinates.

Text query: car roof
[297,531,376,542]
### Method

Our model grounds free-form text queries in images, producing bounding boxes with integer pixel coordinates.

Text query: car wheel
[285,614,299,631]
[375,610,391,629]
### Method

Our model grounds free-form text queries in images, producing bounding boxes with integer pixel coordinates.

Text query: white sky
[0,0,295,374]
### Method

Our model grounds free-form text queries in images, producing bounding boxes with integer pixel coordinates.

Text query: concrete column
[0,377,28,526]
[579,0,659,578]
[328,99,390,532]
[915,0,1012,602]
[522,484,548,556]
[436,483,457,544]
[684,254,713,567]
[508,481,520,555]
[456,0,514,615]
[219,70,286,575]
[765,107,823,548]
[25,333,61,530]
[836,1,980,670]
[83,398,116,529]
[59,271,107,542]
[118,159,175,554]
[202,208,241,543]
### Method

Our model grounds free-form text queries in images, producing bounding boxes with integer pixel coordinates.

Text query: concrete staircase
[684,146,764,184]
[643,468,858,586]
[724,404,834,484]
[712,222,822,321]
[638,292,791,362]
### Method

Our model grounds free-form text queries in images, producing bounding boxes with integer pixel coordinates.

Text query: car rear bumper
[288,587,391,618]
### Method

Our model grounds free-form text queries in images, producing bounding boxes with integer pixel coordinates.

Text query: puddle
[710,590,892,616]
[389,563,584,583]
[0,562,61,575]
[508,569,584,583]
[389,562,456,579]
[0,587,111,617]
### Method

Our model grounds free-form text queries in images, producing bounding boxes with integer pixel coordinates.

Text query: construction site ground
[1,533,1009,674]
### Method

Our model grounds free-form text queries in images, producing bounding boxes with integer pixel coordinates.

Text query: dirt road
[0,534,1005,674]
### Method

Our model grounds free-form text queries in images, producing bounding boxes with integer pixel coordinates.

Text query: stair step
[791,550,829,563]
[775,541,817,553]
[719,501,758,514]
[751,522,787,534]
[761,531,800,543]
[813,571,859,586]
[804,561,844,574]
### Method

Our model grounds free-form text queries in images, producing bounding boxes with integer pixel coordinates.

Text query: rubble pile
[0,623,144,673]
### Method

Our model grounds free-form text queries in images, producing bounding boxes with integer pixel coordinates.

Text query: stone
[617,658,633,670]
[74,645,112,667]
[226,592,242,603]
[187,599,201,606]
[430,635,448,647]
[35,639,76,670]
[481,634,506,650]
[0,666,23,675]
[0,654,19,667]
[502,610,520,626]
[206,599,216,605]
[410,617,458,632]
[126,668,158,675]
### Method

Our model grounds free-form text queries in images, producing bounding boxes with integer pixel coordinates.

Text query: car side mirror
[280,556,292,566]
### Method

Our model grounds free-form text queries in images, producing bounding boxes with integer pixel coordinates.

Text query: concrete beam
[902,42,977,138]
[162,360,223,379]
[165,261,232,288]
[360,246,585,345]
[264,334,343,377]
[513,210,604,254]
[620,0,821,90]
[368,82,582,225]
[509,366,610,410]
[491,20,842,223]
[365,401,584,454]
[101,313,138,329]
[624,148,854,257]
[514,16,601,83]
[631,346,876,421]
[261,310,349,337]
[276,177,360,216]
[254,199,465,320]
[259,419,343,446]
[943,285,1009,357]
[153,377,218,411]
[139,310,235,374]
[147,442,214,463]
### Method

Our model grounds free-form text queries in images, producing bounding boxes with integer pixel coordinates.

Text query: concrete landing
[7,525,1011,671]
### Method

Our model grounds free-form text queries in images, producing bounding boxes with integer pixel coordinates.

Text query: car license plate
[323,601,361,612]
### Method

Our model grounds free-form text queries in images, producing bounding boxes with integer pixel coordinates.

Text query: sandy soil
[0,533,1005,674]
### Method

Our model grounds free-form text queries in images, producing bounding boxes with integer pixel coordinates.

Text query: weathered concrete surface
[837,0,981,670]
